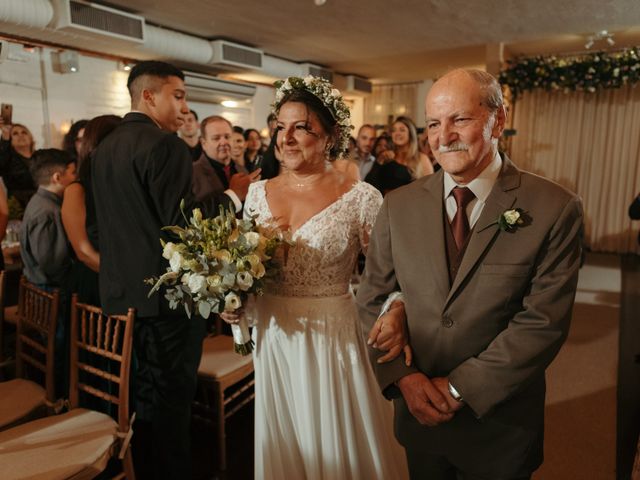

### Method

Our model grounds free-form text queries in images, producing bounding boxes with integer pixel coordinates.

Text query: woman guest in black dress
[366,117,433,195]
[61,115,121,305]
[0,121,37,208]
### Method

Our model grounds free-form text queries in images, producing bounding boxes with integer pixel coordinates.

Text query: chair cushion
[4,306,18,325]
[0,379,45,429]
[199,335,253,379]
[0,408,118,480]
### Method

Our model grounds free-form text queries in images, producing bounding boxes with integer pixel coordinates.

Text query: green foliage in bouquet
[499,47,640,99]
[146,201,284,322]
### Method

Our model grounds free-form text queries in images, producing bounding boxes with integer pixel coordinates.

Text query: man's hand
[432,377,465,413]
[367,301,412,366]
[397,373,454,427]
[229,168,261,201]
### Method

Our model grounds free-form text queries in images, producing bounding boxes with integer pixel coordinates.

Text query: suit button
[442,317,453,328]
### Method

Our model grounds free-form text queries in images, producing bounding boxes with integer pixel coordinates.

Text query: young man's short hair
[189,110,199,121]
[30,149,74,186]
[127,61,184,103]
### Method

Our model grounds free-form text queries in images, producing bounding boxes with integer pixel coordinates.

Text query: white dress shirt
[443,150,502,228]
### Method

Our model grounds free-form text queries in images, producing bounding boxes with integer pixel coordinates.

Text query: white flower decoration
[224,291,242,312]
[187,274,207,294]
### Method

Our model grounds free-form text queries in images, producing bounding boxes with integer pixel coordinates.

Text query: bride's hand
[367,302,413,366]
[220,308,245,325]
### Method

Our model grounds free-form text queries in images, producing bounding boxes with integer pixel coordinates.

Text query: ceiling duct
[184,71,256,104]
[299,63,333,82]
[210,40,263,70]
[51,0,145,43]
[344,75,372,96]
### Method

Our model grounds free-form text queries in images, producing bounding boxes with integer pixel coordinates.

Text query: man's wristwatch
[448,382,464,403]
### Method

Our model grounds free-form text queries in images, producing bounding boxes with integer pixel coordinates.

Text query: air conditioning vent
[210,40,263,70]
[53,0,145,43]
[184,71,256,103]
[345,75,372,95]
[300,63,333,83]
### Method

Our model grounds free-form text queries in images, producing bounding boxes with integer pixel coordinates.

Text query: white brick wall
[0,41,272,148]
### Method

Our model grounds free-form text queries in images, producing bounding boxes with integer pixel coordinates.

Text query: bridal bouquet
[147,202,284,355]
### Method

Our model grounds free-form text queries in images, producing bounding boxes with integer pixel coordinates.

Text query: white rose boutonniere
[498,208,526,232]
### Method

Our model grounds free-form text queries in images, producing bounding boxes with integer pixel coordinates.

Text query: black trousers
[131,314,206,480]
[405,449,533,480]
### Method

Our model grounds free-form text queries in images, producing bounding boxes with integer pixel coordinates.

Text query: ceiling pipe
[0,0,53,27]
[0,0,330,84]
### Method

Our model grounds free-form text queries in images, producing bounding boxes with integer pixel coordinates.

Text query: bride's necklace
[286,173,324,190]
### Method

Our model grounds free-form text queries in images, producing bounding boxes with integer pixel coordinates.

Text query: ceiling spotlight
[118,60,135,72]
[221,100,239,108]
[585,29,615,49]
[314,0,327,5]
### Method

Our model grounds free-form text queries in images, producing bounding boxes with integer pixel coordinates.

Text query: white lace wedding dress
[244,180,409,480]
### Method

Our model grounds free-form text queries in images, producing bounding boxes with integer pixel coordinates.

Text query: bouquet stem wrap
[231,318,254,355]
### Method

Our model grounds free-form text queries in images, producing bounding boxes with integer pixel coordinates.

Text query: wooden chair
[193,317,255,471]
[0,296,136,480]
[0,277,60,430]
[0,269,22,374]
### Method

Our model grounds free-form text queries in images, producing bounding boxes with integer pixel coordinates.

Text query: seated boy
[19,148,76,397]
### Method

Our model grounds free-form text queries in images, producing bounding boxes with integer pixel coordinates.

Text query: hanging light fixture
[585,30,615,49]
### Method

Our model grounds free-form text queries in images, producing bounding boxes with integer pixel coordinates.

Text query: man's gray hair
[463,69,504,112]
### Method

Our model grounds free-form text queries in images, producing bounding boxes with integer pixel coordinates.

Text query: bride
[223,76,409,479]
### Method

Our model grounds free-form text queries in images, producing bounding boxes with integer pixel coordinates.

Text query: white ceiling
[93,0,640,81]
[3,0,640,83]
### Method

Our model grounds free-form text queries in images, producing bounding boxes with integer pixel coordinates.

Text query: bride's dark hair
[275,89,341,160]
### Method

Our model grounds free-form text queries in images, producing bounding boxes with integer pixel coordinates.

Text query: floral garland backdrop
[499,47,640,99]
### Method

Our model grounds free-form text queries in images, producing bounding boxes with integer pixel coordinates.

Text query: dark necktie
[223,164,232,183]
[451,187,476,250]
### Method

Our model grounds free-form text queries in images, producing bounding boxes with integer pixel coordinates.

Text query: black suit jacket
[92,112,214,317]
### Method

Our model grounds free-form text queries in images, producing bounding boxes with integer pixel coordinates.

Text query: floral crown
[273,75,352,159]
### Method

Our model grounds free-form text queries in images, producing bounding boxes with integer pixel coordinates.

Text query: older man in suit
[357,69,583,480]
[92,61,213,480]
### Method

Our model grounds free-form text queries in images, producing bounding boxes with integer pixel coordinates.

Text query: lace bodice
[244,180,382,297]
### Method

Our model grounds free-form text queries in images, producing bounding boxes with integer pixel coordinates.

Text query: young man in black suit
[92,61,209,480]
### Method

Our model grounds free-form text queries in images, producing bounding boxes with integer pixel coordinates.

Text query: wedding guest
[0,120,37,208]
[367,116,433,195]
[20,148,77,398]
[222,75,408,479]
[91,61,213,480]
[61,114,121,305]
[258,132,281,180]
[178,109,202,160]
[630,192,640,245]
[230,127,247,169]
[266,112,277,138]
[0,185,9,271]
[193,115,259,207]
[353,124,377,180]
[364,133,392,187]
[243,128,264,172]
[358,68,583,480]
[62,119,89,161]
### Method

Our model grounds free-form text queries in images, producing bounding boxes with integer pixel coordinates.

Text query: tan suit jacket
[356,155,583,474]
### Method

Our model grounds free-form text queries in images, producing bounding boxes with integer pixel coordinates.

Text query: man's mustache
[438,142,469,153]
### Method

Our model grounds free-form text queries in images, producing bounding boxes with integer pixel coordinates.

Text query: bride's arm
[367,299,412,366]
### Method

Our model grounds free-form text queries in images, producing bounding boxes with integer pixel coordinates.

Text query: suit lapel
[419,172,450,302]
[444,155,521,307]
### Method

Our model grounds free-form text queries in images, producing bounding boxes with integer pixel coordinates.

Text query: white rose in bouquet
[236,271,254,291]
[169,251,184,272]
[224,291,242,311]
[187,274,207,294]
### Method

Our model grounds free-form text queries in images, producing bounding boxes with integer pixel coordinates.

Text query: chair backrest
[15,277,60,403]
[69,295,135,430]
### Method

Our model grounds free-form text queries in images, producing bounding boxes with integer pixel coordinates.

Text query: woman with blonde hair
[368,116,433,194]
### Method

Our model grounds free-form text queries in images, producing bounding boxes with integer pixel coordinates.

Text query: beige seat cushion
[0,408,118,480]
[4,306,18,325]
[199,335,253,379]
[0,379,46,429]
